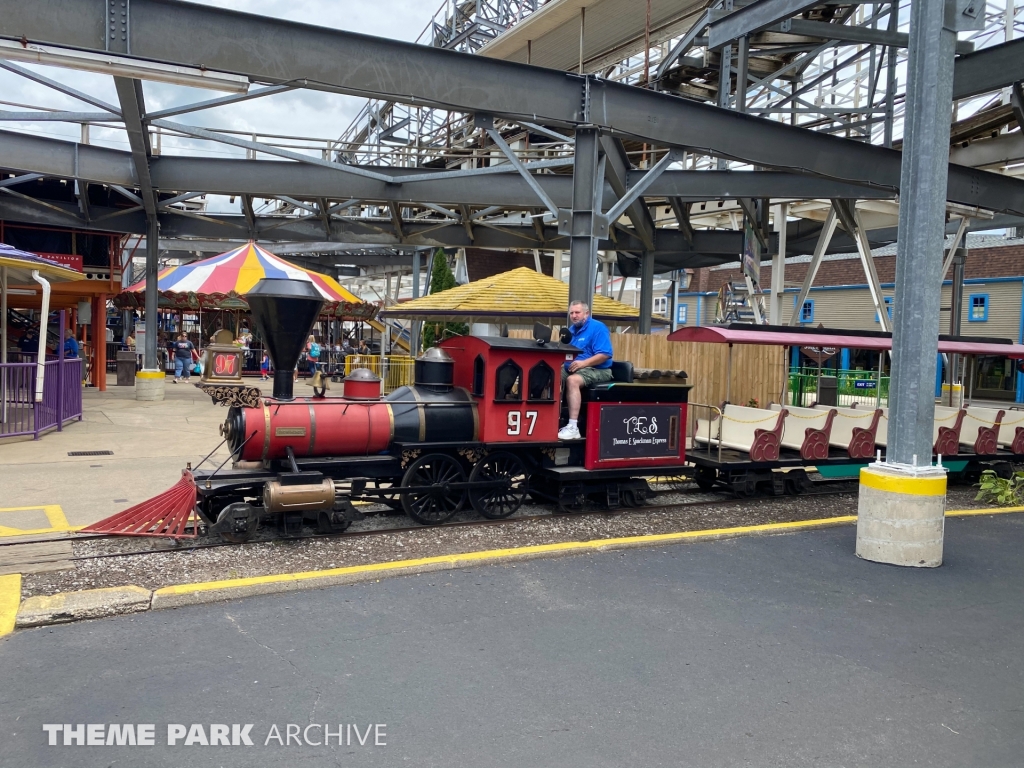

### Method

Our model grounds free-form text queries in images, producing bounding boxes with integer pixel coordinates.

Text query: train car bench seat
[813,405,882,459]
[769,404,836,460]
[996,409,1024,454]
[960,407,1005,455]
[694,405,788,461]
[933,405,967,456]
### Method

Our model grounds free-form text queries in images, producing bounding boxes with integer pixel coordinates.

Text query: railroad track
[53,479,860,563]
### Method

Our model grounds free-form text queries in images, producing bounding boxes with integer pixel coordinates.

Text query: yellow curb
[947,505,1024,517]
[0,574,21,637]
[154,515,860,599]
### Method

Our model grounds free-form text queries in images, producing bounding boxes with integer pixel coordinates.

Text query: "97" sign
[507,410,538,436]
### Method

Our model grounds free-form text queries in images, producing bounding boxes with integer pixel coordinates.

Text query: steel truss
[0,0,1022,315]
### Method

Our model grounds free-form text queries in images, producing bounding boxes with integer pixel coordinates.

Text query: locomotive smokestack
[246,278,324,401]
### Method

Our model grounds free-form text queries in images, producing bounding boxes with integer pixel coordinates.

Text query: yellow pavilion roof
[379,267,657,325]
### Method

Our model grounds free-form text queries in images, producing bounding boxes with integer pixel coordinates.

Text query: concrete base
[135,369,166,401]
[856,463,947,567]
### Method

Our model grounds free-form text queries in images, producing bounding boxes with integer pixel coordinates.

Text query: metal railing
[344,355,415,394]
[788,368,890,408]
[0,358,83,439]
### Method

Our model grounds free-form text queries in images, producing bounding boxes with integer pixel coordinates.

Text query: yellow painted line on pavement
[947,505,1024,517]
[0,574,21,637]
[154,515,860,597]
[0,505,75,538]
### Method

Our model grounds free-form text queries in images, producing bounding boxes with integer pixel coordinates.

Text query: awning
[667,325,1024,358]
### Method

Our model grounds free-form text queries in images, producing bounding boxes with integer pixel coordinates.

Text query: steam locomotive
[193,278,691,543]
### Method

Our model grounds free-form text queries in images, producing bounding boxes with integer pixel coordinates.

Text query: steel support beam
[113,77,157,216]
[567,127,604,310]
[599,135,656,251]
[888,0,957,467]
[952,38,1024,100]
[770,202,787,324]
[833,199,890,333]
[2,1,1023,213]
[143,214,159,370]
[638,251,655,334]
[708,0,826,49]
[788,206,838,326]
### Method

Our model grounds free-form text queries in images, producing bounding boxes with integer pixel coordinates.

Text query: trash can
[116,350,137,387]
[817,375,838,407]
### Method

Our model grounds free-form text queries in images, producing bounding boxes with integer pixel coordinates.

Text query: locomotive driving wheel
[400,453,467,525]
[468,452,529,519]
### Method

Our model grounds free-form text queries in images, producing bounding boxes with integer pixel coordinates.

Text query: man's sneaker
[558,423,581,440]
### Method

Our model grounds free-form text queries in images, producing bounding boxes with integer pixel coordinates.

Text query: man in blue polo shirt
[558,300,614,440]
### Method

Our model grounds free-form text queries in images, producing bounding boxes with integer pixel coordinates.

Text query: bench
[933,406,967,456]
[996,410,1024,454]
[960,407,1005,455]
[694,404,788,461]
[770,403,836,460]
[812,404,882,459]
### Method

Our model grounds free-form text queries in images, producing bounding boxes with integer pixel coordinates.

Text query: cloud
[0,1,436,151]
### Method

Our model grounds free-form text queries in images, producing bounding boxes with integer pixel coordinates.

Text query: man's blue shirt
[64,337,80,359]
[566,317,613,370]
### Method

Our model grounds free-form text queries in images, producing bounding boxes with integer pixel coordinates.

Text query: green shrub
[975,469,1024,506]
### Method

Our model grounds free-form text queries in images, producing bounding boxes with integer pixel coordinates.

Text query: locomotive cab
[438,335,579,444]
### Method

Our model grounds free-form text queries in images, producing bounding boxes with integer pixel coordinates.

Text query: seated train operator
[558,300,613,440]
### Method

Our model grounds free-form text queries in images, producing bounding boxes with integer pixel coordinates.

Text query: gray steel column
[410,249,421,357]
[144,214,159,370]
[670,273,680,332]
[948,249,966,395]
[638,251,655,334]
[887,0,957,466]
[567,127,603,311]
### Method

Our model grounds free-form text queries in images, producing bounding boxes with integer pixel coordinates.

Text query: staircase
[715,281,767,324]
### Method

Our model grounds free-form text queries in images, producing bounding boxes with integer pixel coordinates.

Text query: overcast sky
[0,0,437,153]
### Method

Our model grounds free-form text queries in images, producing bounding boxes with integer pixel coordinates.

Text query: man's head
[568,301,590,328]
[178,333,186,341]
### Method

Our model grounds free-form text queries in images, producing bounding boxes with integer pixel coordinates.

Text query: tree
[422,249,469,349]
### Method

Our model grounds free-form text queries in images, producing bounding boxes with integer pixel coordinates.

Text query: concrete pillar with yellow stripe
[135,369,166,401]
[856,464,947,567]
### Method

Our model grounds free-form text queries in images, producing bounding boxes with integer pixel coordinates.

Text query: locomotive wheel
[400,453,467,525]
[469,452,529,519]
[214,502,259,544]
[198,495,243,526]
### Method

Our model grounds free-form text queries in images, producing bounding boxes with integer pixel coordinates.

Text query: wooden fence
[510,329,785,418]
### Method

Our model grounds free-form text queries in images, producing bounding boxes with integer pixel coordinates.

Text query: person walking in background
[171,332,195,383]
[305,334,321,375]
[260,351,270,381]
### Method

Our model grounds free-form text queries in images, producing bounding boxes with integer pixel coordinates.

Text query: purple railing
[0,358,83,439]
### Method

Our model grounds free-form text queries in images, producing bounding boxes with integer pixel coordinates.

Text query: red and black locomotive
[193,278,691,542]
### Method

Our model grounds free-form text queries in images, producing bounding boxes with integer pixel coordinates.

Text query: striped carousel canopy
[116,242,376,319]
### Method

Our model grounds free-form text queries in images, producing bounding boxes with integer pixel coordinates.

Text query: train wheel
[469,452,529,519]
[401,453,467,525]
[214,502,259,543]
[695,468,717,491]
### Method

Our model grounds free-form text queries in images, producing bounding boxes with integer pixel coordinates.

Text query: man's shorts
[561,365,614,387]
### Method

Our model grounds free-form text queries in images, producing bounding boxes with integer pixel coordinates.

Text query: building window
[494,359,522,401]
[527,361,554,401]
[676,303,688,325]
[969,294,989,322]
[653,296,668,316]
[795,298,814,323]
[875,297,893,323]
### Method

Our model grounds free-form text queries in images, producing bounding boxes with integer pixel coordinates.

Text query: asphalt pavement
[1,515,1022,768]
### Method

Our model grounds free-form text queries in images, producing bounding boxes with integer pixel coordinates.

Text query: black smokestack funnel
[246,278,324,400]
